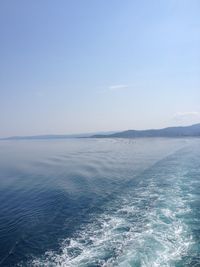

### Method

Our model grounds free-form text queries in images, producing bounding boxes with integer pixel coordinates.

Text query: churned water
[0,138,199,266]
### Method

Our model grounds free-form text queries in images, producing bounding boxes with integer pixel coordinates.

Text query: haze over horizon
[0,0,200,137]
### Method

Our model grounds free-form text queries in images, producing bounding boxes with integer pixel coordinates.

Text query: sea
[0,138,199,267]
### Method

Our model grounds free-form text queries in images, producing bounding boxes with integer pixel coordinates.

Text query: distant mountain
[2,124,200,140]
[91,123,200,138]
[0,131,116,140]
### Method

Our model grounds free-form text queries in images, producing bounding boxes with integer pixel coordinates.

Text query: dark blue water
[0,138,199,266]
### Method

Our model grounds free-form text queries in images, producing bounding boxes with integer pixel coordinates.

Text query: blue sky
[0,0,200,137]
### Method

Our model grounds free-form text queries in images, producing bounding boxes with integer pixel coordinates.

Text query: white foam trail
[32,162,194,267]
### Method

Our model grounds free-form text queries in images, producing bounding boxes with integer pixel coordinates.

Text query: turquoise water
[0,138,199,266]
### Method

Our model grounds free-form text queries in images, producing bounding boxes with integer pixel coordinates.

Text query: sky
[0,0,200,137]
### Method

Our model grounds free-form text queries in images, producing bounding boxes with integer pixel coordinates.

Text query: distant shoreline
[91,123,200,138]
[1,123,200,140]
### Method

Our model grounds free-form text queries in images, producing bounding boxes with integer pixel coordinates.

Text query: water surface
[0,138,199,266]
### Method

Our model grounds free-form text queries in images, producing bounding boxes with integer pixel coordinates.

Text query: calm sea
[0,138,199,266]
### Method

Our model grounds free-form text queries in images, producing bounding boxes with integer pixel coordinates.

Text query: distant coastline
[0,131,116,141]
[1,124,200,140]
[91,123,200,138]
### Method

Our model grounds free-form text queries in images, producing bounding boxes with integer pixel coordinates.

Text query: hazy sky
[0,0,200,137]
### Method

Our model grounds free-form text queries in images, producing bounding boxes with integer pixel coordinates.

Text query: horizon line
[1,122,200,140]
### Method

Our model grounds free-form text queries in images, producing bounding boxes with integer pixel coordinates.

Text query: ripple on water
[31,152,198,267]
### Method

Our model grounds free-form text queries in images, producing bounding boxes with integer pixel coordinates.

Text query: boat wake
[31,150,198,267]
